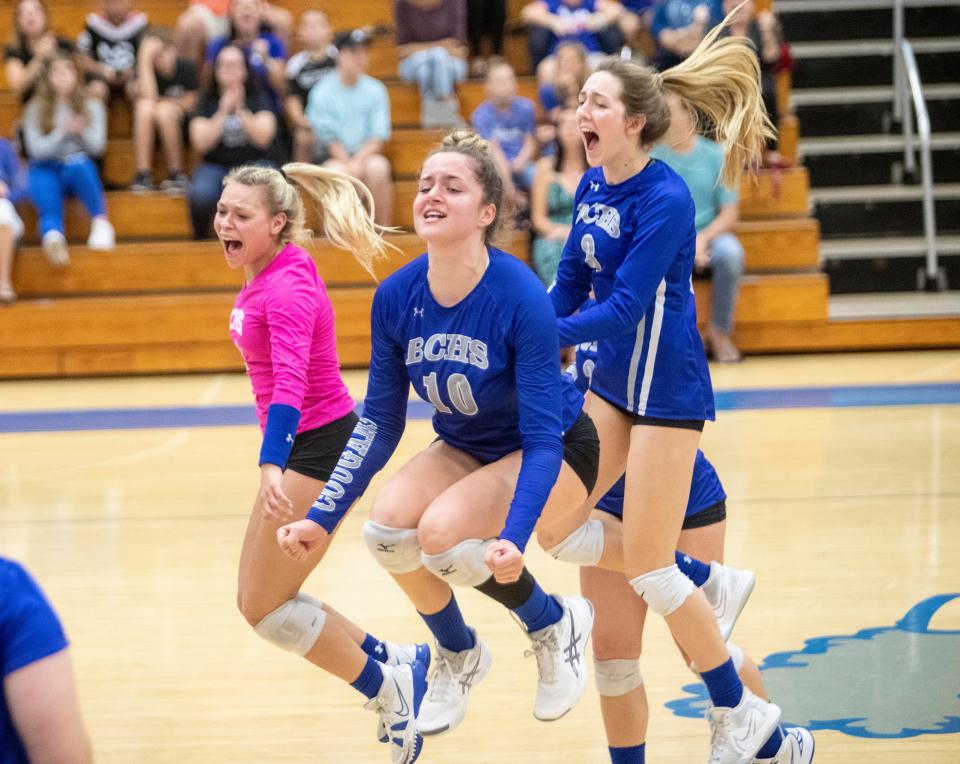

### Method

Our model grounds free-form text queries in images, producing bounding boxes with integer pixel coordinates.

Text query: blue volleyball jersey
[550,162,715,421]
[307,248,584,551]
[565,339,725,519]
[1,558,69,764]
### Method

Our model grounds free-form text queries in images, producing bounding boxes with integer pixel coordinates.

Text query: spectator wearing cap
[305,29,393,226]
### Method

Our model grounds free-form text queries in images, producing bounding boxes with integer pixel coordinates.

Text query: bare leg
[132,98,156,175]
[0,225,15,300]
[359,154,394,228]
[155,100,186,174]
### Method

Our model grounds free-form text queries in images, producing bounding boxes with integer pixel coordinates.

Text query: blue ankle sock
[755,725,785,759]
[700,658,744,709]
[350,655,384,699]
[675,551,712,587]
[511,583,563,633]
[361,633,388,662]
[609,743,645,763]
[419,594,475,652]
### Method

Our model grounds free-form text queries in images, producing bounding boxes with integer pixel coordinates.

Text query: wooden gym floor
[1,350,958,763]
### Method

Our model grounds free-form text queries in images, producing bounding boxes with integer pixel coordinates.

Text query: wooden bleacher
[10,0,946,380]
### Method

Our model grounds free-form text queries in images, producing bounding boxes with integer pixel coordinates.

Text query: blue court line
[1,382,958,434]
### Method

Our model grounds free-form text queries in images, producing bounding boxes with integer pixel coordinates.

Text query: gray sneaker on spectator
[130,171,155,193]
[160,171,191,195]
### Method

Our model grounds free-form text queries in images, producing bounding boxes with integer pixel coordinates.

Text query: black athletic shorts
[594,390,705,432]
[681,499,727,530]
[563,410,600,494]
[285,410,359,481]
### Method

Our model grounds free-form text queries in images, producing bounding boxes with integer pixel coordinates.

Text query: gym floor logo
[667,593,960,738]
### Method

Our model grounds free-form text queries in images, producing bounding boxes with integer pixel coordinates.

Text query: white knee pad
[629,564,695,616]
[362,520,422,573]
[593,657,644,697]
[253,592,326,656]
[546,519,604,567]
[421,538,493,587]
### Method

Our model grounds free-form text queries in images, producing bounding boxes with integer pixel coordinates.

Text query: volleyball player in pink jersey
[219,162,427,764]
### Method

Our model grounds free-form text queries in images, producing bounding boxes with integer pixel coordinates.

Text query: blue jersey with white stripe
[306,248,584,551]
[550,162,715,421]
[565,338,725,519]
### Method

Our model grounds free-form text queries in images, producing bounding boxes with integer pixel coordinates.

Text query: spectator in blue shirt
[1,557,92,764]
[306,29,393,227]
[650,0,723,70]
[521,0,623,78]
[205,0,287,108]
[471,59,538,192]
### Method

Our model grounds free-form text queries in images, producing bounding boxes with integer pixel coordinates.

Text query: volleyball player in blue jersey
[277,131,601,741]
[547,14,787,762]
[568,345,815,764]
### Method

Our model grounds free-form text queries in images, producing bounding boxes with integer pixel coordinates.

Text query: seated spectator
[530,107,585,286]
[0,138,28,304]
[538,40,589,121]
[77,0,150,103]
[651,93,744,362]
[176,0,292,69]
[614,0,655,40]
[0,557,92,764]
[466,0,505,76]
[205,0,287,110]
[520,0,622,82]
[722,0,783,163]
[285,10,336,163]
[188,43,278,238]
[4,0,77,104]
[650,0,722,70]
[130,27,199,193]
[394,0,468,128]
[472,59,538,192]
[305,30,392,226]
[22,52,116,266]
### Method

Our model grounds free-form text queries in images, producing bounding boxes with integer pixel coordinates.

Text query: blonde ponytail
[660,4,776,186]
[224,163,397,280]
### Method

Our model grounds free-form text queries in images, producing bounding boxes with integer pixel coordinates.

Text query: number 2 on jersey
[423,372,479,416]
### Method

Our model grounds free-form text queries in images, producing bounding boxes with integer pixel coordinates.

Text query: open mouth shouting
[421,208,447,222]
[221,237,243,260]
[581,129,600,153]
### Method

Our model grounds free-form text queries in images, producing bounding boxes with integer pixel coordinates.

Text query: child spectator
[22,52,116,266]
[651,92,744,362]
[394,0,468,128]
[77,0,150,102]
[529,107,585,286]
[0,139,28,303]
[305,29,392,226]
[130,27,199,193]
[4,0,77,104]
[188,43,278,238]
[206,0,287,110]
[538,40,589,121]
[285,10,336,163]
[650,0,723,70]
[471,59,538,192]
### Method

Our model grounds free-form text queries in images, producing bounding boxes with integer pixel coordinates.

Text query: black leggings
[466,0,505,57]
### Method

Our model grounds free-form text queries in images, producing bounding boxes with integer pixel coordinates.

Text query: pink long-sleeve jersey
[229,243,356,433]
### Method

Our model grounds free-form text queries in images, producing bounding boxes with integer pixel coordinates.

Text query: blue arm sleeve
[556,186,692,347]
[305,287,410,529]
[549,175,594,320]
[259,403,301,467]
[499,284,565,552]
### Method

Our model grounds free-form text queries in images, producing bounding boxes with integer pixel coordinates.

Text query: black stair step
[780,5,960,43]
[804,148,960,187]
[815,197,960,238]
[825,255,960,294]
[795,98,959,137]
[792,51,959,89]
